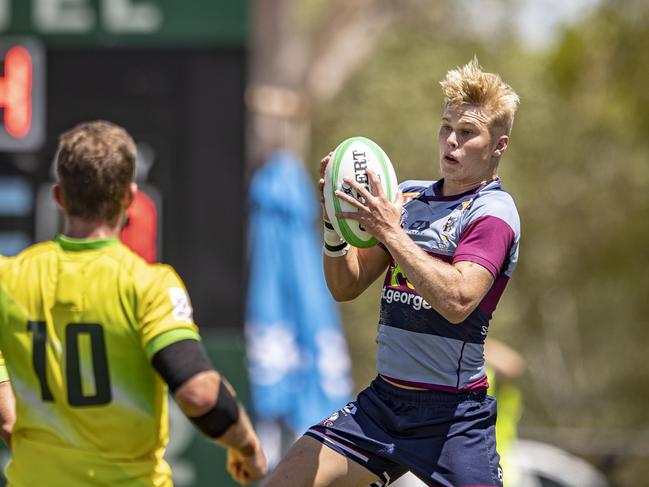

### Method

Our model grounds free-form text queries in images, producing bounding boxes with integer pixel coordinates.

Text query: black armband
[151,339,213,393]
[189,379,240,439]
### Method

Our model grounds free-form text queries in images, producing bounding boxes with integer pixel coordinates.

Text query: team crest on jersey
[443,215,458,233]
[441,197,474,239]
[168,287,193,321]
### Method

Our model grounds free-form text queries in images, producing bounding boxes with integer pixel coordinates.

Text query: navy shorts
[305,376,503,487]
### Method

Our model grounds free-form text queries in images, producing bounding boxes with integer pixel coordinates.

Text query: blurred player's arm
[152,340,267,485]
[0,354,15,448]
[484,338,526,382]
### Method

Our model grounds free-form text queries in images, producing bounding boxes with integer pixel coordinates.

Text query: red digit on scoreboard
[0,46,33,138]
[0,39,45,152]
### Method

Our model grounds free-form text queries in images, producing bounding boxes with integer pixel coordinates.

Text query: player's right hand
[226,441,268,485]
[318,151,334,220]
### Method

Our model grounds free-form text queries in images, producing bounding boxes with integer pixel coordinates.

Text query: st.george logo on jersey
[168,287,193,321]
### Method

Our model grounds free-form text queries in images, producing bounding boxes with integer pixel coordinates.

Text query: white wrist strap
[323,243,350,257]
[323,220,344,246]
[323,220,349,257]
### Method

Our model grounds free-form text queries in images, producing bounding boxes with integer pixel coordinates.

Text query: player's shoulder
[146,263,183,285]
[17,240,59,258]
[116,248,185,293]
[470,180,520,228]
[116,247,176,281]
[0,241,58,270]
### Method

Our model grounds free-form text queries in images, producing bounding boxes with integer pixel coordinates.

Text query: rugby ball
[324,136,398,248]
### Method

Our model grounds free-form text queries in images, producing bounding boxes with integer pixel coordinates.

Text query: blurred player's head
[440,57,519,137]
[54,120,137,226]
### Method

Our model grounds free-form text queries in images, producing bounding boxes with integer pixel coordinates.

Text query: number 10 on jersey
[27,321,112,406]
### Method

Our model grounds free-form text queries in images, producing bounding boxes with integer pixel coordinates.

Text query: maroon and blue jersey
[376,178,520,392]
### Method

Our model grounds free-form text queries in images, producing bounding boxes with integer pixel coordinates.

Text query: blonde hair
[440,57,520,135]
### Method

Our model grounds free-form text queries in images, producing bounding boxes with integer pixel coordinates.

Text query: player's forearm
[381,228,475,323]
[176,372,259,455]
[155,341,256,451]
[217,406,259,455]
[323,247,367,301]
[322,218,368,301]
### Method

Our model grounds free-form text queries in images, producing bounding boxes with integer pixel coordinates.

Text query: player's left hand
[226,440,268,485]
[335,169,404,242]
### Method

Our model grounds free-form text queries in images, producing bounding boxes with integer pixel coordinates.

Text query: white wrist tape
[323,243,350,257]
[323,220,344,246]
[323,220,349,257]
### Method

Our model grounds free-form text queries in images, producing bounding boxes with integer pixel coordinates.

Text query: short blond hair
[440,57,520,135]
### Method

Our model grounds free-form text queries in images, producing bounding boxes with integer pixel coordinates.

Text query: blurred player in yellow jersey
[0,121,267,486]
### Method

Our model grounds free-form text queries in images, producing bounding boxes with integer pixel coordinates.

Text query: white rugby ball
[324,136,398,248]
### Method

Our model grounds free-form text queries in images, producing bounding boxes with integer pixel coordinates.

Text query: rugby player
[0,121,267,486]
[264,59,521,487]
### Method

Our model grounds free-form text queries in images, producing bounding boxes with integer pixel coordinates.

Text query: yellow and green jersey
[0,235,201,487]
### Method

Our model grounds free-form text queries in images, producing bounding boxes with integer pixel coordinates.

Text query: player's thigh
[263,435,381,487]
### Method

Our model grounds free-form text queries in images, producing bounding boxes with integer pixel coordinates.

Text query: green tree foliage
[309,1,649,484]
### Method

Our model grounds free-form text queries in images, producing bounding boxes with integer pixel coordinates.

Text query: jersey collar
[426,177,501,201]
[55,234,119,251]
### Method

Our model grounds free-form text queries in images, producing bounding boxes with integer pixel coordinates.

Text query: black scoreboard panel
[0,47,246,330]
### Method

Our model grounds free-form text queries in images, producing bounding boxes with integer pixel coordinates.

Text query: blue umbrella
[245,151,352,433]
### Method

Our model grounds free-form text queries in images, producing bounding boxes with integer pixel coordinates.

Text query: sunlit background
[0,1,647,486]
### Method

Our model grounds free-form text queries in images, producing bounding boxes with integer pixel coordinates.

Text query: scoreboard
[0,0,248,330]
[0,0,247,45]
[0,39,45,151]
